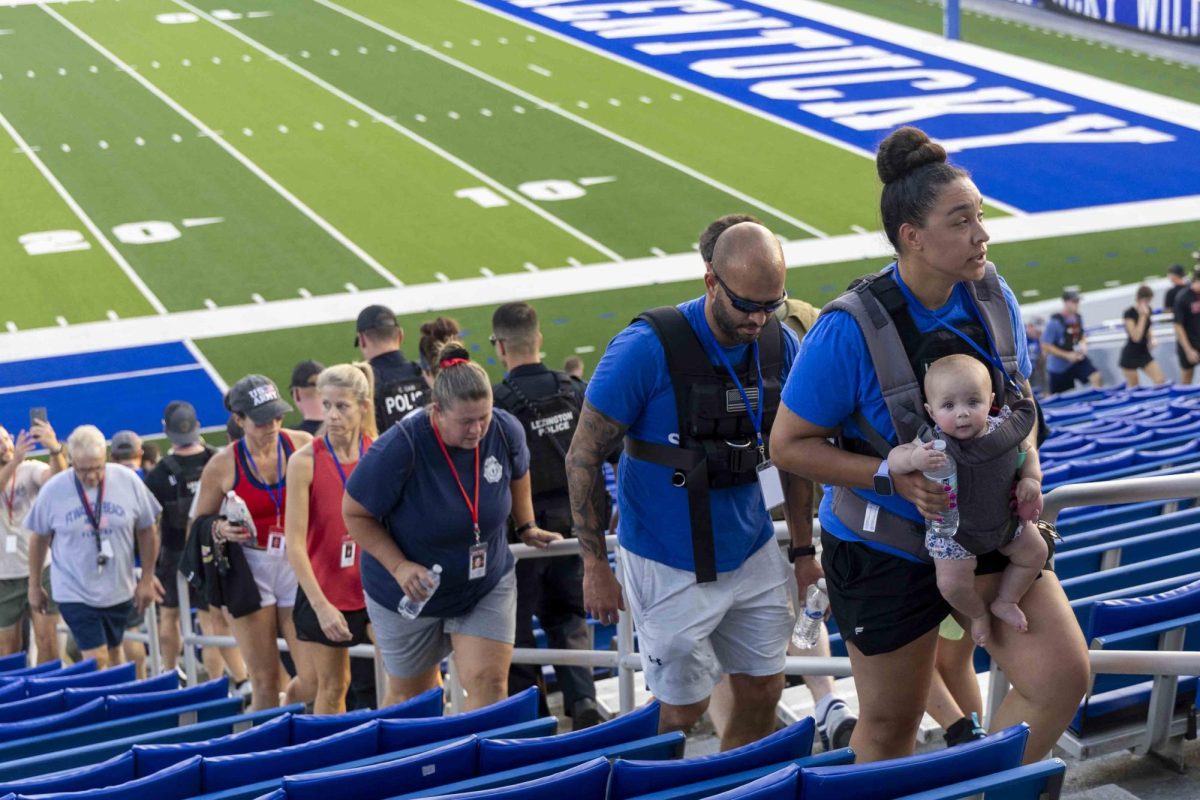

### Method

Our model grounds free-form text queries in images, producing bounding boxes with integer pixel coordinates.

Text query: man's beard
[713,297,760,345]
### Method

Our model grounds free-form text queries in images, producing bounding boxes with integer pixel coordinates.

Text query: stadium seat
[63,672,179,708]
[703,764,801,800]
[132,712,295,774]
[1062,548,1200,601]
[289,687,443,744]
[799,724,1029,800]
[618,750,852,800]
[478,700,660,772]
[0,751,138,796]
[0,660,87,681]
[378,688,538,752]
[608,717,815,800]
[423,757,612,800]
[24,663,136,698]
[889,759,1067,799]
[0,681,27,704]
[1055,527,1200,580]
[8,755,204,800]
[1056,507,1200,554]
[202,721,380,792]
[0,653,27,674]
[0,692,73,724]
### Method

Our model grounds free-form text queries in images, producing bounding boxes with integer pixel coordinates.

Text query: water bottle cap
[816,578,826,591]
[431,564,443,574]
[931,439,947,452]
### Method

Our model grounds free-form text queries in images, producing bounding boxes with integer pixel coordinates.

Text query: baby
[888,355,1046,647]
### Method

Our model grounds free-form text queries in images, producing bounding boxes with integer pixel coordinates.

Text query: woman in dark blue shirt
[344,343,559,709]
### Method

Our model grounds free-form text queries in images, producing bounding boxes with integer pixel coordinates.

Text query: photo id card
[4,535,16,554]
[267,527,286,557]
[756,460,785,512]
[467,542,487,580]
[340,539,357,569]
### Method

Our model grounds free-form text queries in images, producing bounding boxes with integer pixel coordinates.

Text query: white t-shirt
[24,464,160,607]
[0,461,50,580]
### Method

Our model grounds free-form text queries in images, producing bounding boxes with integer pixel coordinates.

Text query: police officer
[568,221,810,750]
[354,305,428,432]
[491,301,603,730]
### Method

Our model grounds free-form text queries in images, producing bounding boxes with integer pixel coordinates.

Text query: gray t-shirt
[24,464,160,607]
[0,461,50,580]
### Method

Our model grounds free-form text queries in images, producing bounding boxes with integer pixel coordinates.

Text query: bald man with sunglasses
[567,219,809,750]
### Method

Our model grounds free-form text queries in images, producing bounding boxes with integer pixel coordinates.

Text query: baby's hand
[909,440,946,472]
[1015,477,1043,522]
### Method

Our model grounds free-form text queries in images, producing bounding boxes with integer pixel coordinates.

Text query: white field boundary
[3,193,1198,362]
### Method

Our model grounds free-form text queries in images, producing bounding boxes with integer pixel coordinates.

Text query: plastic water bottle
[791,579,829,650]
[923,440,959,538]
[397,564,443,619]
[219,490,258,541]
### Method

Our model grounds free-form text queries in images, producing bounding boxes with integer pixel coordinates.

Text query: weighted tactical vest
[824,263,1023,562]
[1049,312,1083,352]
[624,306,784,583]
[160,447,217,534]
[492,370,581,534]
[373,357,429,432]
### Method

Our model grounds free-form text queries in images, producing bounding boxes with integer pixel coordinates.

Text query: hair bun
[435,341,470,366]
[876,126,947,184]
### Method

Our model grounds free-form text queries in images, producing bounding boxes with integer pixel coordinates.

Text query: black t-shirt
[1173,289,1200,345]
[370,351,429,432]
[1165,284,1185,314]
[297,419,323,435]
[1122,306,1150,358]
[145,449,216,551]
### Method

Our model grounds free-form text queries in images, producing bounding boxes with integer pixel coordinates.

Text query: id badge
[756,460,785,511]
[4,535,16,554]
[100,538,114,559]
[267,527,286,557]
[467,542,487,581]
[340,539,357,569]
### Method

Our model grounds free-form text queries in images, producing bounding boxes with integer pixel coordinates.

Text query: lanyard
[244,438,285,523]
[431,418,481,544]
[4,471,15,526]
[323,434,363,488]
[700,322,766,454]
[892,269,1024,398]
[73,474,105,555]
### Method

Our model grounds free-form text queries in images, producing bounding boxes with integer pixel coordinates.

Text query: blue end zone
[474,0,1200,213]
[0,343,227,443]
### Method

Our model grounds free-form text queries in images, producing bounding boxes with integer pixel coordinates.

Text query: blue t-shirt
[781,265,1031,562]
[587,296,800,572]
[346,407,529,617]
[1040,313,1081,374]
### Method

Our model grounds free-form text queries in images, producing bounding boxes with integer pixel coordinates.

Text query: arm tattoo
[567,401,628,561]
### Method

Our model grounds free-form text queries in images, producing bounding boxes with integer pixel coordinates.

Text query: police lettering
[530,410,574,437]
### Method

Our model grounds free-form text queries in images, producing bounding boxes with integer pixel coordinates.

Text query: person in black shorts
[1173,269,1200,385]
[1118,285,1165,387]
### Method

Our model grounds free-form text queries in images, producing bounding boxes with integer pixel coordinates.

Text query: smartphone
[29,407,47,426]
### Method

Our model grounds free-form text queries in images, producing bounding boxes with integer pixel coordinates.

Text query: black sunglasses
[488,334,505,346]
[711,271,787,315]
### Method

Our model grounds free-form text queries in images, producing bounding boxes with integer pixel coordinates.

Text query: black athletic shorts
[293,586,371,649]
[821,532,1046,657]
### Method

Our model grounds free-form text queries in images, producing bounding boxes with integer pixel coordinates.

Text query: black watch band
[514,521,536,536]
[787,544,817,562]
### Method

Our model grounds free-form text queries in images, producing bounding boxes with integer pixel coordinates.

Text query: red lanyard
[4,471,15,525]
[431,418,480,544]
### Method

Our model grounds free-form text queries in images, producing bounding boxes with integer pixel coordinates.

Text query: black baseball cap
[1169,263,1186,277]
[289,360,324,389]
[163,400,201,447]
[110,430,142,461]
[227,375,292,425]
[1061,289,1080,302]
[354,304,399,345]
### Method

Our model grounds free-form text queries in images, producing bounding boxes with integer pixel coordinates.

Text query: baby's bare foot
[991,600,1029,633]
[969,614,991,647]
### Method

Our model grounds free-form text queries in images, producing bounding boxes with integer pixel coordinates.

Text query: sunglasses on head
[711,271,787,314]
[488,334,504,346]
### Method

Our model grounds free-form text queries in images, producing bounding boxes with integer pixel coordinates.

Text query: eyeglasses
[711,271,787,315]
[488,334,504,346]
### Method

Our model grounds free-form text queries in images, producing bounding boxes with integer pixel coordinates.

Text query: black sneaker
[943,713,987,747]
[571,698,604,731]
[816,699,857,751]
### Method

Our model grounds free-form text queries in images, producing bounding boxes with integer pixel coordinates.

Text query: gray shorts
[365,568,517,679]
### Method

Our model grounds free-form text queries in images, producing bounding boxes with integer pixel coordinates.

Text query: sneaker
[233,678,253,702]
[943,713,987,747]
[816,698,857,751]
[570,697,604,731]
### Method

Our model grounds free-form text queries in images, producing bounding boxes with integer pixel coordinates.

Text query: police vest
[1049,312,1083,352]
[374,361,428,432]
[624,306,784,583]
[492,370,581,534]
[160,447,217,533]
[823,263,1024,562]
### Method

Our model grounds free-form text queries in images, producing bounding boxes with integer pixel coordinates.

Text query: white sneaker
[816,698,857,751]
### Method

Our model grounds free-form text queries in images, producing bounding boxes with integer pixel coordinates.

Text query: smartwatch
[787,544,817,563]
[873,460,894,497]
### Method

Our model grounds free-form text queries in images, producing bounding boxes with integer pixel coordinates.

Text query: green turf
[830,0,1200,104]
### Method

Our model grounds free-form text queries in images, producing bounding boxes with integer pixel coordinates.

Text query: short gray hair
[67,425,106,460]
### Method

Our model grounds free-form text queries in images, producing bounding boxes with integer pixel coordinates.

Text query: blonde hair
[924,354,990,399]
[67,425,107,461]
[317,362,379,440]
[431,341,491,410]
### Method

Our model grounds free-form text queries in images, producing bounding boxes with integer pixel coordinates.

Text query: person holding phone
[0,413,67,662]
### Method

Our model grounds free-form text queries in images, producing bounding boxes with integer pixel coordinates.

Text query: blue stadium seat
[1056,507,1200,554]
[10,755,204,800]
[1039,442,1098,465]
[890,759,1066,800]
[0,752,138,796]
[202,721,379,792]
[132,712,294,773]
[1055,527,1200,580]
[704,764,801,800]
[608,717,815,800]
[618,749,852,800]
[0,653,27,674]
[0,660,80,681]
[378,687,538,751]
[425,757,611,800]
[799,724,1029,800]
[1069,449,1138,479]
[0,692,73,724]
[63,672,179,708]
[25,663,137,698]
[289,687,443,744]
[270,737,478,800]
[0,698,110,740]
[0,681,26,704]
[1061,548,1200,600]
[478,700,659,772]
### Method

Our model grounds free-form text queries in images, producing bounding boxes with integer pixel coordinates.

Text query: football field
[1,0,1199,441]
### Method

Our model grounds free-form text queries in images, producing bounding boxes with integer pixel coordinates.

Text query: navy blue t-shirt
[346,407,529,617]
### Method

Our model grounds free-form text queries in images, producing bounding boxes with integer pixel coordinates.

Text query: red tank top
[308,435,371,611]
[232,433,295,548]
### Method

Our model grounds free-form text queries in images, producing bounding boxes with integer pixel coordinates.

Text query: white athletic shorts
[619,538,794,706]
[242,547,298,609]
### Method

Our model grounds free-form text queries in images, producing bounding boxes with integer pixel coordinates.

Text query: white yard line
[6,193,1199,362]
[0,364,204,395]
[0,108,169,315]
[182,338,230,393]
[312,0,828,239]
[40,2,405,289]
[171,0,622,263]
